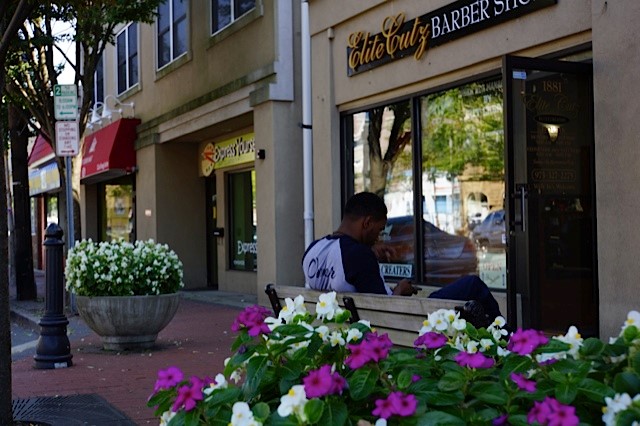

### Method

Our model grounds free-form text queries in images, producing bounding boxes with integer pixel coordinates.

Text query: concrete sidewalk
[10,270,258,425]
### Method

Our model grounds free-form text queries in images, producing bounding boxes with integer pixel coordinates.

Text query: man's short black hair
[343,192,388,221]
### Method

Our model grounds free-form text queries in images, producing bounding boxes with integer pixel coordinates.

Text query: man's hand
[392,279,418,296]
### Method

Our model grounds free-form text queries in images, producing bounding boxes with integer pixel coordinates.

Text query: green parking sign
[54,84,78,120]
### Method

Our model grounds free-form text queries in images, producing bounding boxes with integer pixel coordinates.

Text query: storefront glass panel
[99,181,134,242]
[350,100,415,280]
[229,169,257,271]
[420,79,506,288]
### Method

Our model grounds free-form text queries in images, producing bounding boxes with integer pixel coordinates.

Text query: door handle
[513,184,528,232]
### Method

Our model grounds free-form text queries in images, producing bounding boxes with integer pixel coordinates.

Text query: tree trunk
[8,105,36,301]
[0,75,14,426]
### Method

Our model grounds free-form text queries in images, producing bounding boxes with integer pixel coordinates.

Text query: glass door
[503,55,597,336]
[205,175,218,288]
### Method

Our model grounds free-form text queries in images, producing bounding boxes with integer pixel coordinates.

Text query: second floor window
[93,54,104,103]
[158,0,188,69]
[116,23,138,94]
[211,0,255,34]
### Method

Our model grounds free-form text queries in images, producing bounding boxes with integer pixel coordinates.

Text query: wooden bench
[264,284,481,348]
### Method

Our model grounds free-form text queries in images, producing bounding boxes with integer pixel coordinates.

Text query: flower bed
[148,292,640,425]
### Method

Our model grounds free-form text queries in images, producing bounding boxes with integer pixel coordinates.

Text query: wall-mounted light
[535,114,569,143]
[256,149,266,160]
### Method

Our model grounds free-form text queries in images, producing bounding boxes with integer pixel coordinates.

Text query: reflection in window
[116,23,138,94]
[101,183,134,242]
[211,0,255,34]
[421,79,505,287]
[157,0,188,69]
[229,169,257,271]
[46,194,59,226]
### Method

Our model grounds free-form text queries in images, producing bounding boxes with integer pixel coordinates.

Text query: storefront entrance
[205,175,219,288]
[504,56,597,336]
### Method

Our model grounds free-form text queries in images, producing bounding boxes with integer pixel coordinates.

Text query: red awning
[28,134,54,167]
[81,118,140,184]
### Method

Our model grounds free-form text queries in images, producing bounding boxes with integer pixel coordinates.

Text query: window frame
[227,168,257,272]
[157,0,189,70]
[211,0,256,35]
[116,22,139,95]
[93,54,104,104]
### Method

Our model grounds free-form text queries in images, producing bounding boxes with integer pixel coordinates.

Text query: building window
[157,0,188,69]
[344,78,506,288]
[211,0,255,34]
[93,54,104,103]
[116,23,138,94]
[228,169,257,271]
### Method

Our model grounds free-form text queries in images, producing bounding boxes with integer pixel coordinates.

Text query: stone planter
[76,293,181,351]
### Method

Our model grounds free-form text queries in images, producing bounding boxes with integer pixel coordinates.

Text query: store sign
[347,0,557,76]
[212,132,255,170]
[28,162,61,196]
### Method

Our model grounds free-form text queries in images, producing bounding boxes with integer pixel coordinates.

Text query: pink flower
[345,332,392,369]
[372,392,417,419]
[387,391,417,417]
[171,382,204,412]
[345,341,372,369]
[507,328,549,356]
[303,365,334,398]
[527,397,578,426]
[510,373,537,393]
[154,366,184,392]
[231,305,272,336]
[414,332,447,349]
[493,414,509,425]
[454,351,495,369]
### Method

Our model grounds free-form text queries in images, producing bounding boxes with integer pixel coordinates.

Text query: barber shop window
[344,78,505,288]
[116,23,138,94]
[157,0,188,69]
[98,177,135,243]
[228,169,257,271]
[211,0,255,34]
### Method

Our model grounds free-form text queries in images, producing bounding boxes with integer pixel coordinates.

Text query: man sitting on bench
[302,192,502,325]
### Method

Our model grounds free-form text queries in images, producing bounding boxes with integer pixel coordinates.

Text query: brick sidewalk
[11,272,258,424]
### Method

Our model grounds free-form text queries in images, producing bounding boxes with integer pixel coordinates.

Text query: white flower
[204,373,228,396]
[620,310,640,336]
[264,316,282,331]
[346,328,363,343]
[279,295,307,323]
[230,368,243,383]
[466,341,479,353]
[315,325,330,341]
[479,338,494,352]
[555,326,583,358]
[496,346,511,357]
[277,385,308,420]
[329,331,345,347]
[316,292,340,320]
[375,419,387,426]
[230,402,262,426]
[452,318,467,331]
[159,410,176,425]
[602,393,633,426]
[358,319,372,329]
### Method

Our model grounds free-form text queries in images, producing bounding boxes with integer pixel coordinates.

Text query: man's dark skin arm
[393,278,418,296]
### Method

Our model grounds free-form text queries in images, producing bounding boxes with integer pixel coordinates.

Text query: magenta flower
[507,328,549,356]
[493,414,509,425]
[231,305,272,336]
[414,331,447,349]
[411,374,421,383]
[303,365,334,398]
[330,372,347,395]
[387,391,417,417]
[372,396,395,419]
[153,366,184,392]
[454,351,495,369]
[527,397,578,426]
[366,332,393,362]
[345,341,372,369]
[372,392,417,419]
[171,382,204,412]
[510,373,537,393]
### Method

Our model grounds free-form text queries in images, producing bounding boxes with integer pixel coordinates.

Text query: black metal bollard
[34,223,73,369]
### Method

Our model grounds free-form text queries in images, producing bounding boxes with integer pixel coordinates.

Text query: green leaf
[537,339,570,353]
[318,399,348,426]
[554,381,577,404]
[613,371,640,395]
[579,337,605,357]
[348,368,379,400]
[623,325,639,343]
[506,414,531,426]
[576,378,615,403]
[184,409,201,426]
[498,354,533,381]
[469,382,508,405]
[206,387,242,406]
[252,402,270,421]
[304,399,325,424]
[632,349,640,375]
[616,407,640,425]
[397,369,414,390]
[416,410,467,425]
[417,390,464,406]
[243,356,269,398]
[438,371,466,392]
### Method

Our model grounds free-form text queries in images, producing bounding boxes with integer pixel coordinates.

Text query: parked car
[470,209,506,252]
[377,216,478,285]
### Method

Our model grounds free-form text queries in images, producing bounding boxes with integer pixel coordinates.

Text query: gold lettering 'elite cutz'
[347,13,430,71]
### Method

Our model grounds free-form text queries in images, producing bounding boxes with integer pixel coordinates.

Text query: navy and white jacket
[302,234,391,295]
